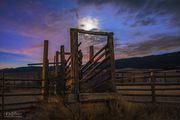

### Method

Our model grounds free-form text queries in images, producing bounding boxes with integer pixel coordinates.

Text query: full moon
[78,16,100,31]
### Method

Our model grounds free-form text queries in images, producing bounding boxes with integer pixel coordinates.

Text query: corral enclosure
[1,28,180,119]
[1,69,180,119]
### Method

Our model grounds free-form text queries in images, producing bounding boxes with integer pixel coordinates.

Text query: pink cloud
[0,44,43,56]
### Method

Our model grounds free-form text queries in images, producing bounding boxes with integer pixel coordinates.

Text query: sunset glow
[0,0,180,68]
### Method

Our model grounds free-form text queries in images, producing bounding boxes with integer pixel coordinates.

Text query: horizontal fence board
[117,88,151,91]
[116,82,180,86]
[0,101,41,106]
[156,94,180,97]
[121,93,152,97]
[127,100,180,104]
[2,78,42,81]
[0,93,43,97]
[117,88,180,91]
[0,86,43,89]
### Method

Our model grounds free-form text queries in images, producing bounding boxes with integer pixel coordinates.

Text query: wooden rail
[116,70,180,103]
[0,72,44,119]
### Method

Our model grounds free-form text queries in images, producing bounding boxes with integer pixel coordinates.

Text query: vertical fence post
[60,45,65,96]
[42,40,49,101]
[54,55,56,76]
[1,72,4,120]
[70,28,79,101]
[150,71,156,103]
[55,51,59,77]
[107,32,116,92]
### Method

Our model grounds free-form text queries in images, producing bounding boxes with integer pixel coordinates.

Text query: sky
[0,0,180,68]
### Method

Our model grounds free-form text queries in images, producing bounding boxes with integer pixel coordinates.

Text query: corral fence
[0,71,44,119]
[61,28,116,102]
[116,70,180,103]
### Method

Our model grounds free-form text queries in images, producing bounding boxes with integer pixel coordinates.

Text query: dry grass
[24,94,180,120]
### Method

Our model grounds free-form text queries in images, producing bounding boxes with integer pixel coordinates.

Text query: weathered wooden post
[55,51,59,77]
[107,32,116,92]
[89,45,94,60]
[60,45,65,96]
[70,28,80,101]
[42,40,49,101]
[150,71,156,103]
[1,72,4,120]
[54,55,56,76]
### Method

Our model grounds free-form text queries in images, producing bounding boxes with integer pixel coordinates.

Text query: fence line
[116,70,180,103]
[0,71,44,119]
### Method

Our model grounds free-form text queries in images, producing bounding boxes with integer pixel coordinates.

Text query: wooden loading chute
[62,28,117,102]
[27,28,117,102]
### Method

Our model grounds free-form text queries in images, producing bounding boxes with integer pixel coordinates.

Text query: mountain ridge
[0,51,180,73]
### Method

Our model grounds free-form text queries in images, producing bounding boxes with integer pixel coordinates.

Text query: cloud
[76,0,180,27]
[115,34,180,58]
[0,44,43,56]
[131,17,156,27]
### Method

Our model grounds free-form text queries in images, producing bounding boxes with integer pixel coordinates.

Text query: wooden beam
[107,33,117,92]
[60,45,65,96]
[71,28,110,36]
[70,28,79,100]
[42,40,49,100]
[28,62,61,66]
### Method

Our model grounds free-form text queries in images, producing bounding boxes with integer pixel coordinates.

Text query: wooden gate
[63,28,117,102]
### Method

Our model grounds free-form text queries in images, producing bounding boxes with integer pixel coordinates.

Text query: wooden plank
[117,88,151,91]
[155,88,180,90]
[116,82,180,86]
[1,86,44,89]
[156,94,180,97]
[79,93,116,102]
[0,93,43,97]
[4,78,42,81]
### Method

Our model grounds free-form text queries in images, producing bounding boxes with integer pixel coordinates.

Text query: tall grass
[26,95,180,120]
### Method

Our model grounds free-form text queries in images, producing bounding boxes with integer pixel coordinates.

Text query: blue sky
[0,0,180,68]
